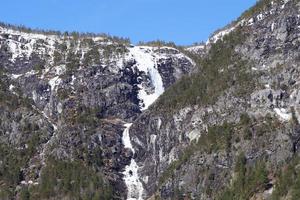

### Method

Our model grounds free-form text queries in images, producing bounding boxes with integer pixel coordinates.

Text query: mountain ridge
[0,0,300,199]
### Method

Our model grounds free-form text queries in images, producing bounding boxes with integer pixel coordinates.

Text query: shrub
[31,157,113,200]
[218,156,269,200]
[154,27,254,113]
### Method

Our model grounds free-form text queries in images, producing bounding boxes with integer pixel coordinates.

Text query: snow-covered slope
[0,23,196,200]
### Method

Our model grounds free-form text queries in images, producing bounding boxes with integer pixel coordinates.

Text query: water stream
[122,123,144,200]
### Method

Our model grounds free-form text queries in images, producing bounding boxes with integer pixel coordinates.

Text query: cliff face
[0,25,194,199]
[128,0,300,199]
[1,0,300,199]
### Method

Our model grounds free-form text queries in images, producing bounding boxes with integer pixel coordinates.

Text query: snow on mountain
[127,46,164,110]
[122,123,145,200]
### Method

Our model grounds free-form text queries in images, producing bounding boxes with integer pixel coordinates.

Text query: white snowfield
[122,123,144,200]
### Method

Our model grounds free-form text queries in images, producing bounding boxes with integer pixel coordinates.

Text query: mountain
[132,0,300,199]
[0,0,300,199]
[0,24,194,199]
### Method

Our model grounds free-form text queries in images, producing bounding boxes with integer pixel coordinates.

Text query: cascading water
[122,123,144,200]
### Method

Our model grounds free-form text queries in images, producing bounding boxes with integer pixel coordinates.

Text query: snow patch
[187,129,200,142]
[206,19,246,44]
[70,75,76,86]
[271,22,276,31]
[48,76,62,93]
[54,65,66,76]
[185,45,205,54]
[0,26,59,63]
[57,102,63,114]
[257,13,264,21]
[9,84,15,91]
[207,26,237,44]
[32,91,38,102]
[11,74,22,79]
[265,84,270,89]
[274,108,292,121]
[25,70,38,77]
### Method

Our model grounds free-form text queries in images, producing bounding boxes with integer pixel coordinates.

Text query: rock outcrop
[1,0,300,199]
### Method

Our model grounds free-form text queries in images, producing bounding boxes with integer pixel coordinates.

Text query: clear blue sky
[0,0,256,45]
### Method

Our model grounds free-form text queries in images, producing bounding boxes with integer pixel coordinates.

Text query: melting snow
[32,91,38,102]
[25,70,38,77]
[47,65,66,92]
[48,76,62,92]
[206,20,245,44]
[70,75,76,86]
[271,22,276,31]
[186,45,205,54]
[248,18,254,26]
[122,123,144,200]
[207,26,237,44]
[265,84,270,89]
[9,84,15,91]
[274,108,292,121]
[0,26,58,63]
[257,13,264,21]
[11,74,22,79]
[54,65,66,75]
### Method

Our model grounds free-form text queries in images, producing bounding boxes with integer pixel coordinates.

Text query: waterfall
[122,123,144,200]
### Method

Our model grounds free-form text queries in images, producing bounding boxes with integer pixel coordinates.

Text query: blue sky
[0,0,256,45]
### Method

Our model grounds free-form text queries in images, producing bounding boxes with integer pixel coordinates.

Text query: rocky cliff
[0,24,194,199]
[1,0,300,199]
[129,0,300,199]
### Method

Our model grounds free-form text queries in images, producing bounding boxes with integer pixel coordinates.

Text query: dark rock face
[0,26,194,199]
[1,0,300,199]
[127,0,300,199]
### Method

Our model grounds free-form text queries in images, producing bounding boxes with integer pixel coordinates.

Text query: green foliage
[0,21,131,44]
[72,105,103,126]
[158,144,196,186]
[271,157,300,200]
[33,63,45,74]
[0,131,45,183]
[0,144,23,187]
[20,187,30,200]
[239,0,281,20]
[57,87,70,100]
[218,155,269,200]
[102,44,128,60]
[198,122,233,153]
[87,146,103,167]
[83,46,100,66]
[0,76,34,110]
[240,113,251,126]
[159,122,234,186]
[137,40,177,48]
[0,188,13,200]
[66,51,80,73]
[53,50,63,65]
[0,143,38,199]
[158,113,279,189]
[31,157,112,200]
[154,27,254,112]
